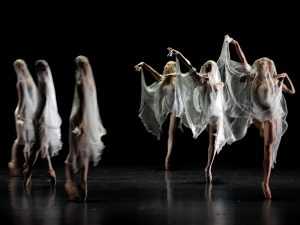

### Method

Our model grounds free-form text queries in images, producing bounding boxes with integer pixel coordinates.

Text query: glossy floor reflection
[1,165,299,225]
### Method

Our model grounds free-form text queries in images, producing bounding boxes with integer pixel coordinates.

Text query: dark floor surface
[1,164,299,225]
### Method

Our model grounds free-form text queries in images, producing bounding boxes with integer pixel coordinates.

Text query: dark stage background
[1,3,299,171]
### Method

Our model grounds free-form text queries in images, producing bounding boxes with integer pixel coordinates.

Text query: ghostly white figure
[217,35,295,199]
[134,59,182,170]
[9,59,38,176]
[23,60,62,191]
[65,55,106,202]
[167,47,244,183]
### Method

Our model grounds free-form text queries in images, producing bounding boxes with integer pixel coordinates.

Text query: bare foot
[65,181,79,201]
[205,167,212,183]
[8,162,20,177]
[262,182,272,199]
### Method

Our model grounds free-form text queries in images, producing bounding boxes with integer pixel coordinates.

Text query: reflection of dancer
[24,60,62,191]
[204,183,227,225]
[164,171,173,207]
[219,35,295,199]
[8,177,33,225]
[262,200,271,225]
[8,176,57,225]
[65,202,88,225]
[65,56,106,202]
[135,59,181,170]
[9,59,38,176]
[261,200,281,225]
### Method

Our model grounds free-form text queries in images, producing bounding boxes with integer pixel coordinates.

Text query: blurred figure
[9,59,38,176]
[65,56,106,202]
[23,60,62,191]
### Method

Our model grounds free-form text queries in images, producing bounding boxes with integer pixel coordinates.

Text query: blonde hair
[163,61,176,75]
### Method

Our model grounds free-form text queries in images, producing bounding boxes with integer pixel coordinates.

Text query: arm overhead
[230,39,248,64]
[167,47,204,82]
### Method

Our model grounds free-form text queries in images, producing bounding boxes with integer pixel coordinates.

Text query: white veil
[35,60,62,157]
[217,35,288,166]
[14,59,38,146]
[173,57,236,154]
[70,56,106,169]
[138,62,180,140]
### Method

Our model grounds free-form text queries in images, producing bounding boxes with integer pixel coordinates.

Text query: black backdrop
[1,2,299,170]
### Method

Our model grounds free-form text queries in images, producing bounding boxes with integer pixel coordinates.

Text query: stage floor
[1,164,299,225]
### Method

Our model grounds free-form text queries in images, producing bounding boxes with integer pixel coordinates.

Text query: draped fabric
[173,58,237,154]
[35,60,62,158]
[13,59,38,148]
[67,56,106,171]
[217,35,288,166]
[138,63,181,140]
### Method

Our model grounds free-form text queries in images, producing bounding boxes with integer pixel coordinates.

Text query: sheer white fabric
[173,58,237,153]
[138,65,180,140]
[35,60,62,157]
[13,59,38,147]
[217,35,288,166]
[67,56,106,171]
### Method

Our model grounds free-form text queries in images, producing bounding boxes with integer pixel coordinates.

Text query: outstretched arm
[275,73,296,94]
[134,62,163,81]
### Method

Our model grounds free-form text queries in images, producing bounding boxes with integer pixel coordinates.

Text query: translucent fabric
[217,35,288,166]
[173,58,237,154]
[13,59,38,147]
[138,66,180,140]
[67,56,106,171]
[35,60,62,157]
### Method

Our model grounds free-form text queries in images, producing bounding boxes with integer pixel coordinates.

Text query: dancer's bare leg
[9,122,26,176]
[205,117,219,183]
[23,143,30,170]
[44,147,56,187]
[65,160,79,201]
[23,147,40,191]
[262,120,275,199]
[80,156,89,202]
[8,139,21,176]
[165,114,179,170]
[252,118,264,137]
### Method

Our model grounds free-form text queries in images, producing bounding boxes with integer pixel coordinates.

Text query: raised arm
[275,73,296,94]
[134,62,163,81]
[228,38,254,83]
[167,47,194,70]
[230,39,248,64]
[167,47,200,80]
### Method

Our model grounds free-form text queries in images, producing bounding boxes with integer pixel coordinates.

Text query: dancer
[9,59,38,176]
[135,58,181,170]
[65,56,106,202]
[23,60,62,191]
[218,35,295,198]
[167,47,238,182]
